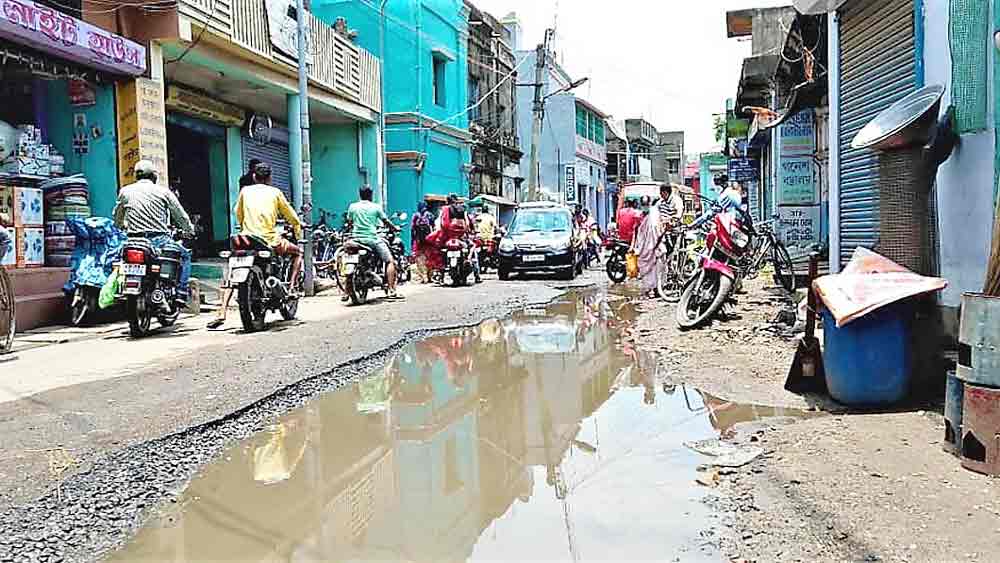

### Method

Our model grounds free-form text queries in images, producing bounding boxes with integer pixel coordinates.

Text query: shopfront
[0,1,146,330]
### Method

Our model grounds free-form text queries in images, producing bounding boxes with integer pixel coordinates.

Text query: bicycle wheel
[771,239,797,293]
[0,268,13,353]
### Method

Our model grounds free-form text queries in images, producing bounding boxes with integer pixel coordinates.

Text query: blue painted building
[314,0,472,232]
[512,46,608,223]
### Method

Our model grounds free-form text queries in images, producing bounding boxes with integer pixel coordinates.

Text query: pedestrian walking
[411,202,434,283]
[631,201,662,298]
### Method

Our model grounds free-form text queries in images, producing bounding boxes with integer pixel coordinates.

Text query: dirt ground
[631,278,1000,563]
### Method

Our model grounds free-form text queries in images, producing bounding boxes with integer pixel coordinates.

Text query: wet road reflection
[111,290,809,562]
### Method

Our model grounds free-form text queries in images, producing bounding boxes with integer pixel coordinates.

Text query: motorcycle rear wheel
[346,275,368,305]
[675,271,733,329]
[238,277,266,332]
[127,295,153,337]
[606,256,627,284]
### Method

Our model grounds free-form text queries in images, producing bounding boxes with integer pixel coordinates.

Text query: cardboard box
[0,226,13,267]
[0,156,50,178]
[0,186,44,226]
[16,227,44,268]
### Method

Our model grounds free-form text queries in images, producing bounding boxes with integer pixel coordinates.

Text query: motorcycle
[443,237,476,287]
[675,199,753,329]
[383,220,411,285]
[117,235,188,337]
[604,236,630,284]
[223,226,301,332]
[341,213,407,305]
[476,231,502,274]
[64,217,126,326]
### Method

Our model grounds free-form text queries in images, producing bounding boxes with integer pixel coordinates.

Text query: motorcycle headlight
[499,239,515,252]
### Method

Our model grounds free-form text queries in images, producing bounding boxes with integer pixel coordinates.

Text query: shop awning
[470,194,516,208]
[793,0,850,14]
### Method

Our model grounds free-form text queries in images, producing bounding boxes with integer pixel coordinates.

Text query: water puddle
[111,290,814,562]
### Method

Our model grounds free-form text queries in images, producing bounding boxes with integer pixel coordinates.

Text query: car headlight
[499,239,515,252]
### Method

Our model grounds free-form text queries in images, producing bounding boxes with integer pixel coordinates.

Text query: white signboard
[777,206,821,258]
[264,0,313,64]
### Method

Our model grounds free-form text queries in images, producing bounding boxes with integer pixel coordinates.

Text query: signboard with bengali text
[0,0,145,75]
[779,109,815,156]
[777,156,817,205]
[777,206,821,258]
[117,79,168,187]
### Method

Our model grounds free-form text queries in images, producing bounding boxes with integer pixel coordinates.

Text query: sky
[471,0,788,154]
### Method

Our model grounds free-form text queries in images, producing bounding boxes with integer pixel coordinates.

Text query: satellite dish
[851,85,946,151]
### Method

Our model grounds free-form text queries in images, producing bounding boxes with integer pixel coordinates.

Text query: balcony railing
[178,0,381,113]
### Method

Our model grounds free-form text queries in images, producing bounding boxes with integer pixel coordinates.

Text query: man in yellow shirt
[235,163,304,292]
[476,208,497,241]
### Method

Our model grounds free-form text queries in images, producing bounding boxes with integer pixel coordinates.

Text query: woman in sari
[631,202,662,297]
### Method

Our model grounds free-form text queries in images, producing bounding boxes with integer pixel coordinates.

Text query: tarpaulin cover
[813,248,947,328]
[63,217,126,294]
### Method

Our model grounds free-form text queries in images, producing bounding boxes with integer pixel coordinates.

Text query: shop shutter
[242,137,293,201]
[837,0,916,266]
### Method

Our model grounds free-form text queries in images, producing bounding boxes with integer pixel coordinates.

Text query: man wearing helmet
[234,162,304,293]
[113,160,196,305]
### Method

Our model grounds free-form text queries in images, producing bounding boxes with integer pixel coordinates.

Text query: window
[668,159,680,174]
[468,78,481,121]
[594,119,605,146]
[576,105,588,137]
[433,56,447,107]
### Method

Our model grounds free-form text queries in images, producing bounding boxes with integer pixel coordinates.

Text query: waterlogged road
[111,290,811,562]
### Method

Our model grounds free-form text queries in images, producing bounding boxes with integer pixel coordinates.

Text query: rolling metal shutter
[242,137,293,200]
[837,0,916,266]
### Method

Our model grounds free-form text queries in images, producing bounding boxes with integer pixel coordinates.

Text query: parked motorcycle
[117,236,188,337]
[675,198,753,329]
[383,221,411,285]
[223,226,301,332]
[64,217,125,326]
[341,213,407,305]
[443,237,476,287]
[604,237,630,284]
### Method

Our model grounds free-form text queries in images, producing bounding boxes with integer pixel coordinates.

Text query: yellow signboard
[116,78,168,187]
[165,84,245,128]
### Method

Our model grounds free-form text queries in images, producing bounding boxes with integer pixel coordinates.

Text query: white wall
[924,0,996,307]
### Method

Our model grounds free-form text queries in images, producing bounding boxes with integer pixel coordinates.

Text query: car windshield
[510,210,571,234]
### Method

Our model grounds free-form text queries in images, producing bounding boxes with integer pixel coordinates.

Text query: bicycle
[741,218,796,293]
[656,224,700,302]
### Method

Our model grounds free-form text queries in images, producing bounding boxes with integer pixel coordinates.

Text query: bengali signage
[564,164,576,203]
[777,206,821,258]
[777,156,817,205]
[727,157,757,182]
[0,0,146,75]
[575,135,606,163]
[779,109,815,156]
[166,84,245,128]
[116,78,168,187]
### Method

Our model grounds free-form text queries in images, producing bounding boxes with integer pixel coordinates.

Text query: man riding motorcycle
[112,160,195,306]
[429,193,478,284]
[345,185,403,300]
[234,162,304,294]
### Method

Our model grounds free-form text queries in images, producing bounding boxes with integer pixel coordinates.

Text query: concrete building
[315,0,471,235]
[510,31,610,225]
[623,119,657,183]
[466,3,522,202]
[653,131,685,184]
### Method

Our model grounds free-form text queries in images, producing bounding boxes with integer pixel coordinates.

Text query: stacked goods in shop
[41,176,90,267]
[0,184,44,268]
[0,125,54,178]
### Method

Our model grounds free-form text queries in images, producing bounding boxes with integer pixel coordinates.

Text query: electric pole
[296,0,315,296]
[526,29,553,202]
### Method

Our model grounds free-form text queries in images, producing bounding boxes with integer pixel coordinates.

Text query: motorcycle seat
[230,234,271,252]
[343,239,373,253]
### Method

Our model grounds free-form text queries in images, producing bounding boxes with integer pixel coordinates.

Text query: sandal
[206,318,225,330]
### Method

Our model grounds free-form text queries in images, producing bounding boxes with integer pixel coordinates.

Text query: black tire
[126,295,152,337]
[498,267,511,281]
[772,241,797,293]
[453,270,468,287]
[281,266,302,320]
[70,287,95,327]
[606,256,627,284]
[346,275,368,306]
[0,268,14,353]
[238,276,266,332]
[675,271,733,329]
[558,266,575,281]
[657,255,683,303]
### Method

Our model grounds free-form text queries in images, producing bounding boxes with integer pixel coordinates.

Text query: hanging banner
[778,156,817,205]
[0,0,146,75]
[116,78,168,187]
[264,0,312,64]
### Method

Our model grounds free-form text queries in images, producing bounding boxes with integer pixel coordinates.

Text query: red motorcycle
[675,199,753,329]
